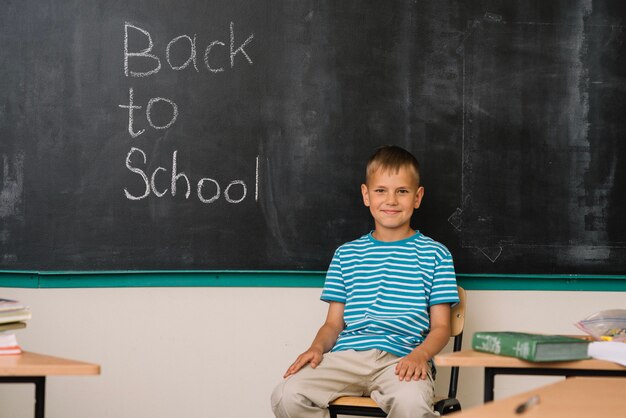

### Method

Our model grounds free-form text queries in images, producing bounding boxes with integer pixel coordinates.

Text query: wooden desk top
[0,352,100,376]
[434,349,626,371]
[452,377,626,418]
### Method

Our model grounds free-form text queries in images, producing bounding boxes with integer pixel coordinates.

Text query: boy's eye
[398,189,409,194]
[374,189,385,193]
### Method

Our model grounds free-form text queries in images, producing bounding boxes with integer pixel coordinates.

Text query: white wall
[0,287,623,418]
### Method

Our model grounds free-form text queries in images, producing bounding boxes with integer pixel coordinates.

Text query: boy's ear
[361,184,370,207]
[414,186,425,209]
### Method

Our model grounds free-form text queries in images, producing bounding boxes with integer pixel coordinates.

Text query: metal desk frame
[0,352,99,418]
[0,376,46,418]
[483,366,626,402]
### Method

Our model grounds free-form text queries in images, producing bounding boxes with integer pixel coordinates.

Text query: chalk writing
[124,21,254,76]
[118,88,179,137]
[124,148,259,204]
[118,20,260,206]
[166,35,199,71]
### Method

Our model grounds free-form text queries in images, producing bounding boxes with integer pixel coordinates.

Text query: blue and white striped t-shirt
[320,231,459,358]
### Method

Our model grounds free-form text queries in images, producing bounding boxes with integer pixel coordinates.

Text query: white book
[0,298,27,313]
[588,342,626,366]
[0,333,19,348]
[0,309,32,325]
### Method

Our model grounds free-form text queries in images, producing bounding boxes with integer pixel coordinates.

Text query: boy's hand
[283,348,323,378]
[282,302,344,378]
[395,349,430,381]
[395,303,451,381]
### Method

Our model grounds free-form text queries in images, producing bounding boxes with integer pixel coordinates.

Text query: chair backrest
[450,286,466,337]
[446,286,466,400]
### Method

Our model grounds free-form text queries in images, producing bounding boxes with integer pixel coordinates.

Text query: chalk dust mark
[257,155,291,258]
[448,208,463,232]
[0,153,24,218]
[483,12,503,23]
[479,246,503,263]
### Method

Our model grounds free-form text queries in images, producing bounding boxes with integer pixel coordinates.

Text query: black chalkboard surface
[0,1,624,273]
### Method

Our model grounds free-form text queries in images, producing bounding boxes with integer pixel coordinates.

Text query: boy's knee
[271,380,295,416]
[271,379,318,418]
[384,383,437,418]
[391,396,436,418]
[270,381,285,411]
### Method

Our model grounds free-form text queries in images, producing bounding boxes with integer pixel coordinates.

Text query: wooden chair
[328,286,467,417]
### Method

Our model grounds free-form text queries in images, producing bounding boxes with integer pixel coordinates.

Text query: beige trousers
[271,349,439,418]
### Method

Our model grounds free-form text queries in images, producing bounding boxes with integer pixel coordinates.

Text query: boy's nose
[385,193,398,204]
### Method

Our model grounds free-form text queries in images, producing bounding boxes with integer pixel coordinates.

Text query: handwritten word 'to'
[118,88,179,138]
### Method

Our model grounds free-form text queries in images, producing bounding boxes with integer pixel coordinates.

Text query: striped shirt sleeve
[429,245,460,306]
[320,248,347,303]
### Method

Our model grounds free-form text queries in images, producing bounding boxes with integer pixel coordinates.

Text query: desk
[434,349,626,402]
[450,377,626,417]
[0,351,100,418]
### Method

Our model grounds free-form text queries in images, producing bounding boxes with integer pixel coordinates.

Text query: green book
[0,322,27,332]
[472,331,590,362]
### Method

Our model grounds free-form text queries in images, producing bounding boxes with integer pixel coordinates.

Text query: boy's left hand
[395,350,430,381]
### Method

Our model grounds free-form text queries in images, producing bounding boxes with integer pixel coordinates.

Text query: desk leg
[0,376,46,418]
[484,368,496,403]
[34,377,46,418]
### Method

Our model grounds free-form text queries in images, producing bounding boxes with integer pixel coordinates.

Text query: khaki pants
[271,349,439,418]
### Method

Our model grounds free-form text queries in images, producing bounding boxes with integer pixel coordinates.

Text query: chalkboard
[0,1,624,274]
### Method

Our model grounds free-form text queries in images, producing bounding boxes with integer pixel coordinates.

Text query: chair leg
[434,397,461,415]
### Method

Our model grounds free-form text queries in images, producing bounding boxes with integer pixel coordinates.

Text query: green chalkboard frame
[0,271,625,291]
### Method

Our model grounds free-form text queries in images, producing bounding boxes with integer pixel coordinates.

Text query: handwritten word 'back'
[124,22,254,77]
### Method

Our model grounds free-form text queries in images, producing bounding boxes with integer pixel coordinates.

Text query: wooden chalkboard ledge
[0,272,625,291]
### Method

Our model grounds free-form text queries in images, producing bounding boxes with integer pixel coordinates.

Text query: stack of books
[0,298,32,355]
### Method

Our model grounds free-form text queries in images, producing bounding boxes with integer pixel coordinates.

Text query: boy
[271,145,459,418]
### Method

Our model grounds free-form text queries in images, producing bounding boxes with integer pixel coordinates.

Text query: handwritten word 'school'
[125,148,260,204]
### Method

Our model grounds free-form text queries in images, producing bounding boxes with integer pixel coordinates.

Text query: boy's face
[361,165,424,241]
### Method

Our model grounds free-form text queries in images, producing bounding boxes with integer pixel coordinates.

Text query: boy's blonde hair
[365,145,421,186]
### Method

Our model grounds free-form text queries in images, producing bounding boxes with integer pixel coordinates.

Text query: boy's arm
[395,303,451,381]
[283,301,345,378]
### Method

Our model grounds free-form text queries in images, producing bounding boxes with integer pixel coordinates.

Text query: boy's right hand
[283,302,345,378]
[283,348,323,378]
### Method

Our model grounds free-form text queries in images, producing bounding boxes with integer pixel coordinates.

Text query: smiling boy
[271,145,459,418]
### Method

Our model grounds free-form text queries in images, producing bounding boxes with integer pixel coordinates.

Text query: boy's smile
[361,166,424,242]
